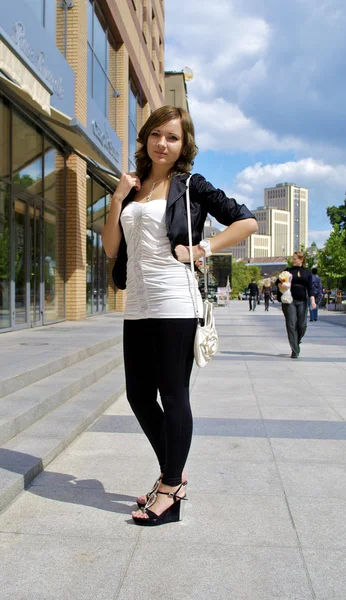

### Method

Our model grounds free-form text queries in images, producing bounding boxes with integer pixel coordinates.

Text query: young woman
[277,251,316,358]
[102,105,257,526]
[262,279,272,312]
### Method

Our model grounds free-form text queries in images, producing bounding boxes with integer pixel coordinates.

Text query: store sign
[11,21,64,99]
[88,96,122,170]
[0,1,74,115]
[92,120,120,164]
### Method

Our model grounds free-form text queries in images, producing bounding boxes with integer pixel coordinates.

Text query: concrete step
[0,345,123,446]
[0,333,123,399]
[0,367,126,514]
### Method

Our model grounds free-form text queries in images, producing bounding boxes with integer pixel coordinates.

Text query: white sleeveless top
[120,200,203,320]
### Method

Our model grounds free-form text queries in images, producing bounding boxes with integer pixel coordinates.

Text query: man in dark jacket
[309,268,323,321]
[248,279,259,311]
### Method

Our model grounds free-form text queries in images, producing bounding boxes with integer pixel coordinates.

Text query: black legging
[123,318,197,486]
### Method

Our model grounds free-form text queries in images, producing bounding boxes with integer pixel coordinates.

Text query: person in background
[262,279,272,312]
[248,279,259,311]
[309,268,323,321]
[276,251,316,358]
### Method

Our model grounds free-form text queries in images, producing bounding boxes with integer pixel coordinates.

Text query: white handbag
[186,176,219,368]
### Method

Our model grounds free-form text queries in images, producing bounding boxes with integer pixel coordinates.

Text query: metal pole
[61,0,74,58]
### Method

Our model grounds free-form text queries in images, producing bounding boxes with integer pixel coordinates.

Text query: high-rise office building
[228,183,308,259]
[253,207,290,256]
[264,183,308,253]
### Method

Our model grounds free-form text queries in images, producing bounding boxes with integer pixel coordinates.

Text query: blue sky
[165,0,346,247]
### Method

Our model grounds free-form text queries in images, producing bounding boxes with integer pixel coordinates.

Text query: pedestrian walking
[262,279,272,311]
[102,105,257,526]
[248,279,259,311]
[309,268,323,321]
[276,251,316,358]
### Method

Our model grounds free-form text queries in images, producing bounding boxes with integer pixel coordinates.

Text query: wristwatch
[199,239,212,257]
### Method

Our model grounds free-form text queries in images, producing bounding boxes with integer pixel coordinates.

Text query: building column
[65,154,87,320]
[57,0,88,320]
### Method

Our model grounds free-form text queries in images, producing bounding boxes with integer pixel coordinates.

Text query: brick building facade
[0,0,165,332]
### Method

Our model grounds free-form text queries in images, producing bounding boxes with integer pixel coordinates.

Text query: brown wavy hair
[134,105,198,180]
[293,251,306,267]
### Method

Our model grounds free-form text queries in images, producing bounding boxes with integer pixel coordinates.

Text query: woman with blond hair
[102,105,257,525]
[277,252,316,358]
[262,279,272,312]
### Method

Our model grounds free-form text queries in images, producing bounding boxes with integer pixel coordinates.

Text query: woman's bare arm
[102,173,141,258]
[175,218,258,262]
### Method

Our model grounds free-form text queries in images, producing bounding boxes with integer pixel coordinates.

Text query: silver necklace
[146,176,170,202]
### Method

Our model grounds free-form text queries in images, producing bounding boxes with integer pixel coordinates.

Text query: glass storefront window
[86,175,108,315]
[13,113,43,195]
[44,204,65,323]
[0,182,10,329]
[43,140,65,206]
[0,98,10,180]
[14,199,27,325]
[0,95,66,331]
[86,176,93,315]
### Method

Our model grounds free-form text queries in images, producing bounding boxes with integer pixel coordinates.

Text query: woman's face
[292,254,303,267]
[147,118,184,170]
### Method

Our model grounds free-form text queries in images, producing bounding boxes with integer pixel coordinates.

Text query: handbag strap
[186,175,201,320]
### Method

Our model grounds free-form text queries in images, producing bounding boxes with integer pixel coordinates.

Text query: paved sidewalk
[1,302,346,599]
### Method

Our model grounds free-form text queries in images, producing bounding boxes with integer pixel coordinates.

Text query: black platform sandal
[136,475,162,509]
[136,478,188,509]
[132,483,187,527]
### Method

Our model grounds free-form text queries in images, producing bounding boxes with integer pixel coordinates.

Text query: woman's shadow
[29,472,138,515]
[0,448,138,517]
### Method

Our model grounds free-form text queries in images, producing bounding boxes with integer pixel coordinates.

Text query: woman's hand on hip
[111,172,141,204]
[175,244,203,263]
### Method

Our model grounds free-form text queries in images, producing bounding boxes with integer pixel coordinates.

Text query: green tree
[246,265,261,282]
[326,199,346,233]
[0,226,10,281]
[317,225,346,289]
[12,173,36,189]
[229,261,261,295]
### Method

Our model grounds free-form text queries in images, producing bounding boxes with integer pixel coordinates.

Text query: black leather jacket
[112,172,255,289]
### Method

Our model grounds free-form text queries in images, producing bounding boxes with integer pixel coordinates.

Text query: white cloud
[165,0,346,160]
[165,0,346,237]
[231,158,344,238]
[190,98,304,153]
[235,159,346,193]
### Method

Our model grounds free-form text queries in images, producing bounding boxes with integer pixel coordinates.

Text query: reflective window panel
[12,113,43,195]
[0,182,11,328]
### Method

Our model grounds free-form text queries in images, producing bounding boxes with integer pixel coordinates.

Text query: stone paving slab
[0,313,123,396]
[0,532,138,600]
[117,543,314,600]
[0,302,345,599]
